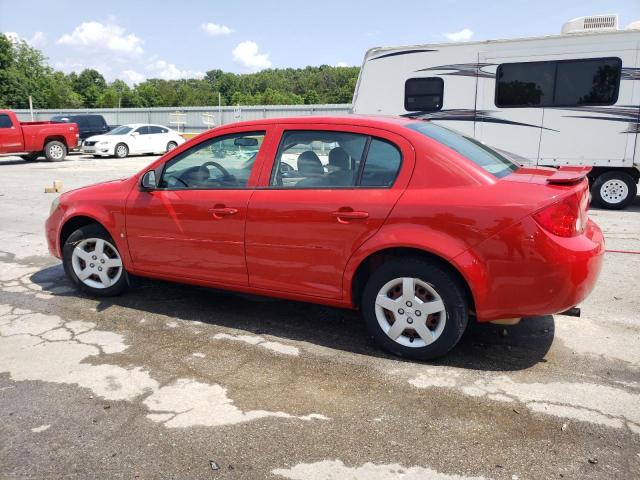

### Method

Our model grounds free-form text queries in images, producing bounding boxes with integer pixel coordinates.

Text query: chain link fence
[13,104,352,132]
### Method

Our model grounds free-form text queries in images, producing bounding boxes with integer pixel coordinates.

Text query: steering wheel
[201,161,233,180]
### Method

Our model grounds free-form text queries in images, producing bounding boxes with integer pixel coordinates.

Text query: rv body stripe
[370,49,437,60]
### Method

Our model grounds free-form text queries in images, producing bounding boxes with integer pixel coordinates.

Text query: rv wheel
[592,171,637,210]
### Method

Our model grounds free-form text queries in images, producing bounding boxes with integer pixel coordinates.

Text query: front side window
[405,77,444,112]
[135,126,150,135]
[406,122,518,178]
[160,131,264,190]
[496,57,621,108]
[0,114,13,128]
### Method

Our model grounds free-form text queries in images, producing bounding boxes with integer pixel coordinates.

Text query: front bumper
[81,144,112,155]
[459,216,605,322]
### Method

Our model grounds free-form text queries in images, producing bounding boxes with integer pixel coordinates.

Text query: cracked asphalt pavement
[1,153,639,479]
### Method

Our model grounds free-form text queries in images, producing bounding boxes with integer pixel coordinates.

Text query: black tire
[166,141,178,152]
[62,224,129,297]
[20,153,39,161]
[93,155,103,158]
[44,140,67,162]
[361,258,468,360]
[591,171,637,210]
[114,143,129,158]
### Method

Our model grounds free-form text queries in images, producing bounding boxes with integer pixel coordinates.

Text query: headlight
[49,196,60,215]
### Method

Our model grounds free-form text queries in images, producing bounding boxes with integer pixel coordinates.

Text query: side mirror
[131,131,139,137]
[140,170,157,190]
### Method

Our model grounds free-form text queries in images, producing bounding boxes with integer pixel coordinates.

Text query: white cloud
[57,21,143,57]
[335,61,349,67]
[29,31,46,47]
[201,22,233,36]
[145,59,204,81]
[4,31,46,47]
[444,28,473,42]
[232,41,271,70]
[119,69,146,85]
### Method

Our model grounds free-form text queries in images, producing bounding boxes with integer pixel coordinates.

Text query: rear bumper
[459,216,605,322]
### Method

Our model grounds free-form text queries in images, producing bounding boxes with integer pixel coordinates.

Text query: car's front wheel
[62,224,128,297]
[114,143,129,158]
[166,141,178,152]
[361,258,468,360]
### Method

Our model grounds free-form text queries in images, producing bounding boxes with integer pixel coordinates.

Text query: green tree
[74,69,107,107]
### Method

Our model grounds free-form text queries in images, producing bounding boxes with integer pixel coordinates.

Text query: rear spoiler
[545,166,592,184]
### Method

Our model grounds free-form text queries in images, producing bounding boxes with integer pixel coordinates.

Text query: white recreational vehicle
[352,15,640,209]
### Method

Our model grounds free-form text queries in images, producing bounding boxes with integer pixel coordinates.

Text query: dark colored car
[51,115,110,144]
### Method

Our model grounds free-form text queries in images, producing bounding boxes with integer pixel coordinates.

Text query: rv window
[495,57,621,108]
[496,62,555,107]
[554,58,620,106]
[405,78,443,112]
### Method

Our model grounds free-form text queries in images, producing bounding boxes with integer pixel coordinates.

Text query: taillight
[533,193,585,237]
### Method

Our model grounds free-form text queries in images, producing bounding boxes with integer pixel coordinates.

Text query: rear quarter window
[406,122,518,178]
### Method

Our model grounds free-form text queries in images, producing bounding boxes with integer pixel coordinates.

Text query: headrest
[297,151,323,176]
[328,147,349,170]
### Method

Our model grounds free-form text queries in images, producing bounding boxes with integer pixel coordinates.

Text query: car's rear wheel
[361,258,468,360]
[44,141,67,162]
[592,171,637,210]
[20,153,39,161]
[166,141,178,152]
[62,224,128,297]
[114,143,129,158]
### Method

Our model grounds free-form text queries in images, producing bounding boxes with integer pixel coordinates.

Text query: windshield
[106,126,132,135]
[406,122,519,178]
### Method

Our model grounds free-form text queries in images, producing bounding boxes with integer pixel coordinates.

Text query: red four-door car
[45,115,604,359]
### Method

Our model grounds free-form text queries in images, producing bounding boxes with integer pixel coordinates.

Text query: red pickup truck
[0,110,79,161]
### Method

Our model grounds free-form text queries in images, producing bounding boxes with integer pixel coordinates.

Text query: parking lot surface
[1,153,639,479]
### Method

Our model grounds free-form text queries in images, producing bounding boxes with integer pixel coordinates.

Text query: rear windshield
[405,122,519,178]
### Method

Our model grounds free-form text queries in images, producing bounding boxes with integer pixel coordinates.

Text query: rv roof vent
[561,14,618,34]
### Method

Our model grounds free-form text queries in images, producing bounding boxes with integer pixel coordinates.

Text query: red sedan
[45,116,604,359]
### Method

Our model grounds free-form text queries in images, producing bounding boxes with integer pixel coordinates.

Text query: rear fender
[342,224,478,305]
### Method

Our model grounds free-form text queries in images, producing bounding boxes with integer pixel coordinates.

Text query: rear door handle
[332,210,369,223]
[210,206,238,218]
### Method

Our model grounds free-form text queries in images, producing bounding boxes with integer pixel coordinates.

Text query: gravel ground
[1,153,639,479]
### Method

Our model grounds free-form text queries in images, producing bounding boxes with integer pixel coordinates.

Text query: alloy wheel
[374,277,446,348]
[71,238,123,289]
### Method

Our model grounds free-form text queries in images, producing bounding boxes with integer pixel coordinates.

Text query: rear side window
[405,78,444,112]
[496,57,621,107]
[87,116,106,128]
[0,114,13,128]
[360,139,402,187]
[406,122,518,178]
[149,126,165,134]
[136,126,150,135]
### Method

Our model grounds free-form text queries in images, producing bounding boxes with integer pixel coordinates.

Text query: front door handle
[210,206,238,219]
[332,209,369,224]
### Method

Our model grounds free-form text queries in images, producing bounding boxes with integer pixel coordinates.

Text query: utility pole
[218,92,222,127]
[28,96,34,121]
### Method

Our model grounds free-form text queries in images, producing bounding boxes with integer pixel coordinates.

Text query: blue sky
[1,0,638,84]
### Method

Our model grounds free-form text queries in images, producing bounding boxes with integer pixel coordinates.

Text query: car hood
[85,134,118,143]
